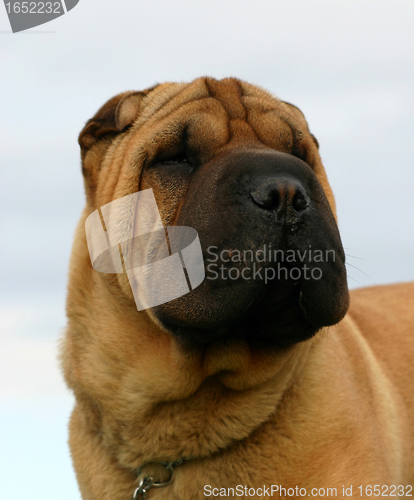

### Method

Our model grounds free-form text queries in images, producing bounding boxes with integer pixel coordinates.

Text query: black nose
[250,177,310,217]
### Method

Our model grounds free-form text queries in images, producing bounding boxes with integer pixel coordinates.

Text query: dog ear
[78,91,147,208]
[115,92,144,131]
[78,91,144,151]
[281,101,319,149]
[281,100,337,218]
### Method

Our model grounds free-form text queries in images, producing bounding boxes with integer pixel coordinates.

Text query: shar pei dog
[61,77,414,499]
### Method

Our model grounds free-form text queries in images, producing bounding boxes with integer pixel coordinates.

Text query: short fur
[62,77,414,499]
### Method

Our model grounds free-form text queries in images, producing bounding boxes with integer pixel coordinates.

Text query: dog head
[78,77,349,350]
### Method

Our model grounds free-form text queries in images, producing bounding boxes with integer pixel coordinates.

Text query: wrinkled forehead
[130,78,307,163]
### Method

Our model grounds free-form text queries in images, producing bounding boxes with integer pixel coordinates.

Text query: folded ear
[78,91,144,151]
[115,92,144,131]
[281,100,337,219]
[78,90,150,208]
[281,101,319,149]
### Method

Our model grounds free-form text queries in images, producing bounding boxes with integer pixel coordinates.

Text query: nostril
[251,188,280,209]
[250,178,310,213]
[292,191,310,212]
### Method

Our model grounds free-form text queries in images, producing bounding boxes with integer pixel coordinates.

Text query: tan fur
[62,77,414,499]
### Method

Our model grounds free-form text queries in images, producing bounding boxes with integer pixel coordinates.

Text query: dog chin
[153,283,323,350]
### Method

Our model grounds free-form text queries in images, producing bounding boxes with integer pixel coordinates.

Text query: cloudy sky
[1,1,413,499]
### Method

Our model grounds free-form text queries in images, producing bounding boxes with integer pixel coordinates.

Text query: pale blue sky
[1,1,413,499]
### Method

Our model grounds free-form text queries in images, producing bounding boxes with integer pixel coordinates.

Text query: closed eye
[162,157,189,165]
[152,155,194,174]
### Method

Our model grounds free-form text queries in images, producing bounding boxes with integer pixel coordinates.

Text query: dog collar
[132,459,183,499]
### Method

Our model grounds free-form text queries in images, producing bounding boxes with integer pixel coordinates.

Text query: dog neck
[67,329,314,472]
[112,336,312,472]
[63,243,316,472]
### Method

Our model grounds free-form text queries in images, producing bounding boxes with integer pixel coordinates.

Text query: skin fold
[61,77,414,499]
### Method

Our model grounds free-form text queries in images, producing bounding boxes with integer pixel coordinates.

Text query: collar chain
[132,459,183,499]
